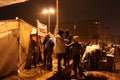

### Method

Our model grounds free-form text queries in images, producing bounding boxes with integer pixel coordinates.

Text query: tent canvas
[0,19,33,78]
[0,0,28,7]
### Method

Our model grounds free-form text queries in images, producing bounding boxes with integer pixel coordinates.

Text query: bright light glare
[42,8,55,14]
[49,8,55,14]
[42,9,49,14]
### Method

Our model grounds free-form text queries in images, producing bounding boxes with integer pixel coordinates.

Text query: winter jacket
[54,35,66,54]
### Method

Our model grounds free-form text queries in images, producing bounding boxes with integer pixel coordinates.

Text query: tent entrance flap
[0,29,19,77]
[0,19,33,78]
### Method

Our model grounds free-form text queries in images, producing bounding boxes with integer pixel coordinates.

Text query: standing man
[66,36,83,79]
[64,30,72,66]
[45,37,55,71]
[42,35,50,68]
[31,34,38,68]
[24,34,37,69]
[55,29,66,72]
[107,44,115,71]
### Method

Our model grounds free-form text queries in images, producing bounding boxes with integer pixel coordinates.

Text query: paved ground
[1,55,120,80]
[1,56,59,80]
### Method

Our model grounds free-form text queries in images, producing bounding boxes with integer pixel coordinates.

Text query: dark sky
[0,0,120,36]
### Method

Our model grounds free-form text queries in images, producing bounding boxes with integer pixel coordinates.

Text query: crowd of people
[25,29,120,79]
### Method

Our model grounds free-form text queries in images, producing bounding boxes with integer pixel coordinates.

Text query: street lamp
[56,0,59,33]
[42,8,55,33]
[94,21,101,44]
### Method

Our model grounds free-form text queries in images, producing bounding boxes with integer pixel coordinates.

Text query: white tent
[0,0,28,7]
[0,19,33,78]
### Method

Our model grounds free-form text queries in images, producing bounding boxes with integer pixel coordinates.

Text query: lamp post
[56,0,59,32]
[95,21,100,44]
[42,8,55,33]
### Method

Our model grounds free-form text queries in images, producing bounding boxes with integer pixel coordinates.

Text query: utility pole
[56,0,59,33]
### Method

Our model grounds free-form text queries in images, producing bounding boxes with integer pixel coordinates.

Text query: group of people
[42,29,84,78]
[42,30,72,71]
[82,42,117,72]
[26,29,118,79]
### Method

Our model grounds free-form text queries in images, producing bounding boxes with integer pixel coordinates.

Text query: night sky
[0,0,120,36]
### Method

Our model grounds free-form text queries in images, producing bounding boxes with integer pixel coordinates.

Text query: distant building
[59,19,113,44]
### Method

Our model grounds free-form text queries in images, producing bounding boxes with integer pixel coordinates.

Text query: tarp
[0,0,28,7]
[0,19,33,78]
